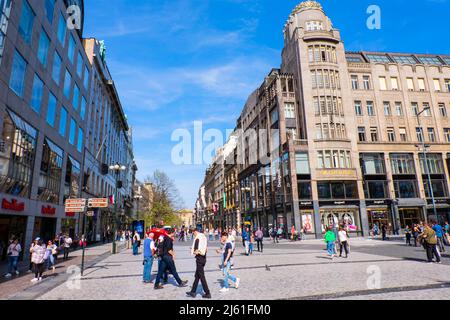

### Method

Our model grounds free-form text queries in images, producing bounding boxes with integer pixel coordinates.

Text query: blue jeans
[223,261,237,289]
[327,242,336,255]
[133,242,139,255]
[47,254,55,269]
[143,256,154,282]
[155,256,182,287]
[7,256,19,274]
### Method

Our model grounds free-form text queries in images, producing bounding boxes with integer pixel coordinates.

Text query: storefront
[299,201,315,235]
[0,215,27,261]
[61,216,76,239]
[33,216,57,243]
[319,201,362,235]
[398,208,424,228]
[366,200,393,235]
[426,199,450,224]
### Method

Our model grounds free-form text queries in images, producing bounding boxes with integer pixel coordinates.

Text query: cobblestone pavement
[0,243,114,300]
[11,238,450,300]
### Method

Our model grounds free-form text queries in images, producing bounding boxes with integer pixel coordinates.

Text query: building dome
[292,1,323,15]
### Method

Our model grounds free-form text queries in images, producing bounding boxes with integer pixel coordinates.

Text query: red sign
[42,205,56,215]
[2,199,25,212]
[66,212,76,217]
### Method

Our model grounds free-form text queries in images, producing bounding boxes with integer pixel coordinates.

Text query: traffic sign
[65,206,85,213]
[88,198,109,208]
[65,198,86,206]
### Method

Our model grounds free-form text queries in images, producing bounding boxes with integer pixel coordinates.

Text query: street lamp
[415,106,438,223]
[109,163,127,254]
[133,186,143,220]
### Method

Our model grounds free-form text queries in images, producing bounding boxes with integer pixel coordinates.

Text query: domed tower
[281,1,369,238]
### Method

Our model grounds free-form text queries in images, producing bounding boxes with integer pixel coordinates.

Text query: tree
[139,170,184,227]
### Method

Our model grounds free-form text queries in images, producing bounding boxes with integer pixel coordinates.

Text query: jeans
[437,237,445,252]
[7,256,19,274]
[47,254,55,269]
[244,241,250,255]
[249,243,253,254]
[143,256,154,282]
[326,242,336,256]
[155,256,182,287]
[223,261,237,289]
[133,242,139,255]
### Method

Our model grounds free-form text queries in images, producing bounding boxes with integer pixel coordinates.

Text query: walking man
[219,232,240,293]
[186,228,211,299]
[255,228,264,253]
[143,233,156,283]
[432,222,445,253]
[154,230,188,290]
[63,234,72,260]
[419,223,441,264]
[242,227,250,256]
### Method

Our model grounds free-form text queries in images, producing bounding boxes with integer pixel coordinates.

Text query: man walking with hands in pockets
[186,228,211,299]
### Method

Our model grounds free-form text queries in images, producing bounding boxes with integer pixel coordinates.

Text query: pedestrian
[30,238,46,282]
[324,227,337,259]
[209,229,213,241]
[338,226,349,258]
[63,234,72,260]
[45,240,57,273]
[249,232,254,255]
[373,223,379,237]
[214,228,219,241]
[432,222,445,253]
[143,233,156,284]
[218,232,240,293]
[419,223,441,264]
[4,238,21,278]
[381,224,387,241]
[291,226,296,241]
[405,225,412,246]
[186,228,211,299]
[413,224,420,247]
[271,228,278,243]
[154,230,188,290]
[277,226,283,241]
[242,227,250,256]
[133,230,141,255]
[255,228,264,253]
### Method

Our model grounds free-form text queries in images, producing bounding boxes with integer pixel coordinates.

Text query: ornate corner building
[196,1,450,238]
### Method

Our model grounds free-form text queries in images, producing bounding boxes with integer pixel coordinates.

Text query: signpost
[88,198,109,208]
[65,199,87,275]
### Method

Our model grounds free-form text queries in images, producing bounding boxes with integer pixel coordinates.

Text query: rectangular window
[419,154,444,175]
[363,76,371,90]
[367,101,375,116]
[44,0,54,23]
[434,79,441,92]
[84,66,90,89]
[446,79,450,92]
[387,128,395,142]
[355,101,362,116]
[427,128,436,142]
[295,152,310,174]
[395,102,403,116]
[9,50,27,97]
[444,128,450,142]
[418,78,426,91]
[379,77,387,90]
[18,0,34,44]
[57,13,66,45]
[68,34,76,64]
[391,77,399,90]
[407,78,414,91]
[416,127,424,142]
[394,180,418,199]
[69,118,76,145]
[77,128,83,153]
[30,74,44,114]
[284,103,295,119]
[77,52,83,78]
[411,102,419,116]
[370,127,378,142]
[361,153,385,175]
[46,92,57,127]
[59,107,68,137]
[438,103,447,117]
[358,127,366,142]
[52,52,62,85]
[80,96,86,120]
[73,84,80,110]
[64,69,72,99]
[351,75,358,90]
[423,103,431,117]
[39,138,63,204]
[390,153,416,175]
[399,127,407,142]
[384,102,391,116]
[37,29,50,67]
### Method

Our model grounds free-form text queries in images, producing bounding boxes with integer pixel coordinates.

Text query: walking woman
[5,238,21,278]
[338,227,349,258]
[413,224,420,247]
[405,225,412,246]
[30,238,46,282]
[324,227,337,259]
[46,240,57,273]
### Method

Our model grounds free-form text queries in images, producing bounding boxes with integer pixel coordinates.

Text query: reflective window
[72,84,79,110]
[295,152,310,174]
[37,28,50,67]
[77,52,83,77]
[364,181,388,199]
[361,153,385,175]
[57,13,66,45]
[394,180,418,198]
[367,54,391,63]
[64,156,80,201]
[59,107,68,137]
[52,52,62,84]
[64,69,72,99]
[0,109,37,198]
[418,56,442,65]
[392,55,417,64]
[318,181,358,199]
[0,0,12,64]
[30,74,44,114]
[69,118,76,145]
[44,0,55,23]
[84,66,90,89]
[390,154,416,175]
[38,138,63,204]
[18,0,34,44]
[9,50,27,97]
[80,96,86,120]
[419,153,444,175]
[77,128,83,153]
[46,92,57,127]
[68,34,76,64]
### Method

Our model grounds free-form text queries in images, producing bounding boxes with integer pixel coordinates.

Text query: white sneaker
[30,278,38,282]
[219,288,229,293]
[15,271,19,275]
[235,278,240,289]
[38,277,42,281]
[4,273,12,278]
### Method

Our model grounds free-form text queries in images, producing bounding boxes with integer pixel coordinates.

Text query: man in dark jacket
[419,223,441,263]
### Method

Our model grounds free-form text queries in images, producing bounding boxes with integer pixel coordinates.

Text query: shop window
[318,181,358,200]
[0,109,37,198]
[424,180,448,198]
[361,153,385,175]
[64,156,81,202]
[419,153,444,174]
[390,153,416,175]
[364,181,388,199]
[38,138,63,204]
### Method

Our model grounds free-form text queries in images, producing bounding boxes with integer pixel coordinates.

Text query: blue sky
[83,0,450,208]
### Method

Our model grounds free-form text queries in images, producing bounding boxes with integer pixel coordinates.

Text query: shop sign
[1,198,25,212]
[427,198,450,205]
[88,198,108,208]
[299,201,313,208]
[42,205,56,215]
[320,200,360,207]
[366,199,391,206]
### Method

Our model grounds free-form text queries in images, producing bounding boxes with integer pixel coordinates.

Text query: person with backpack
[324,227,337,259]
[4,237,21,278]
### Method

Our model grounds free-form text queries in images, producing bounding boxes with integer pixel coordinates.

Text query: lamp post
[109,163,127,254]
[415,106,438,222]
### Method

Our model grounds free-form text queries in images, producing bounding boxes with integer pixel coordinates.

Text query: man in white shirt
[63,235,72,260]
[186,228,211,299]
